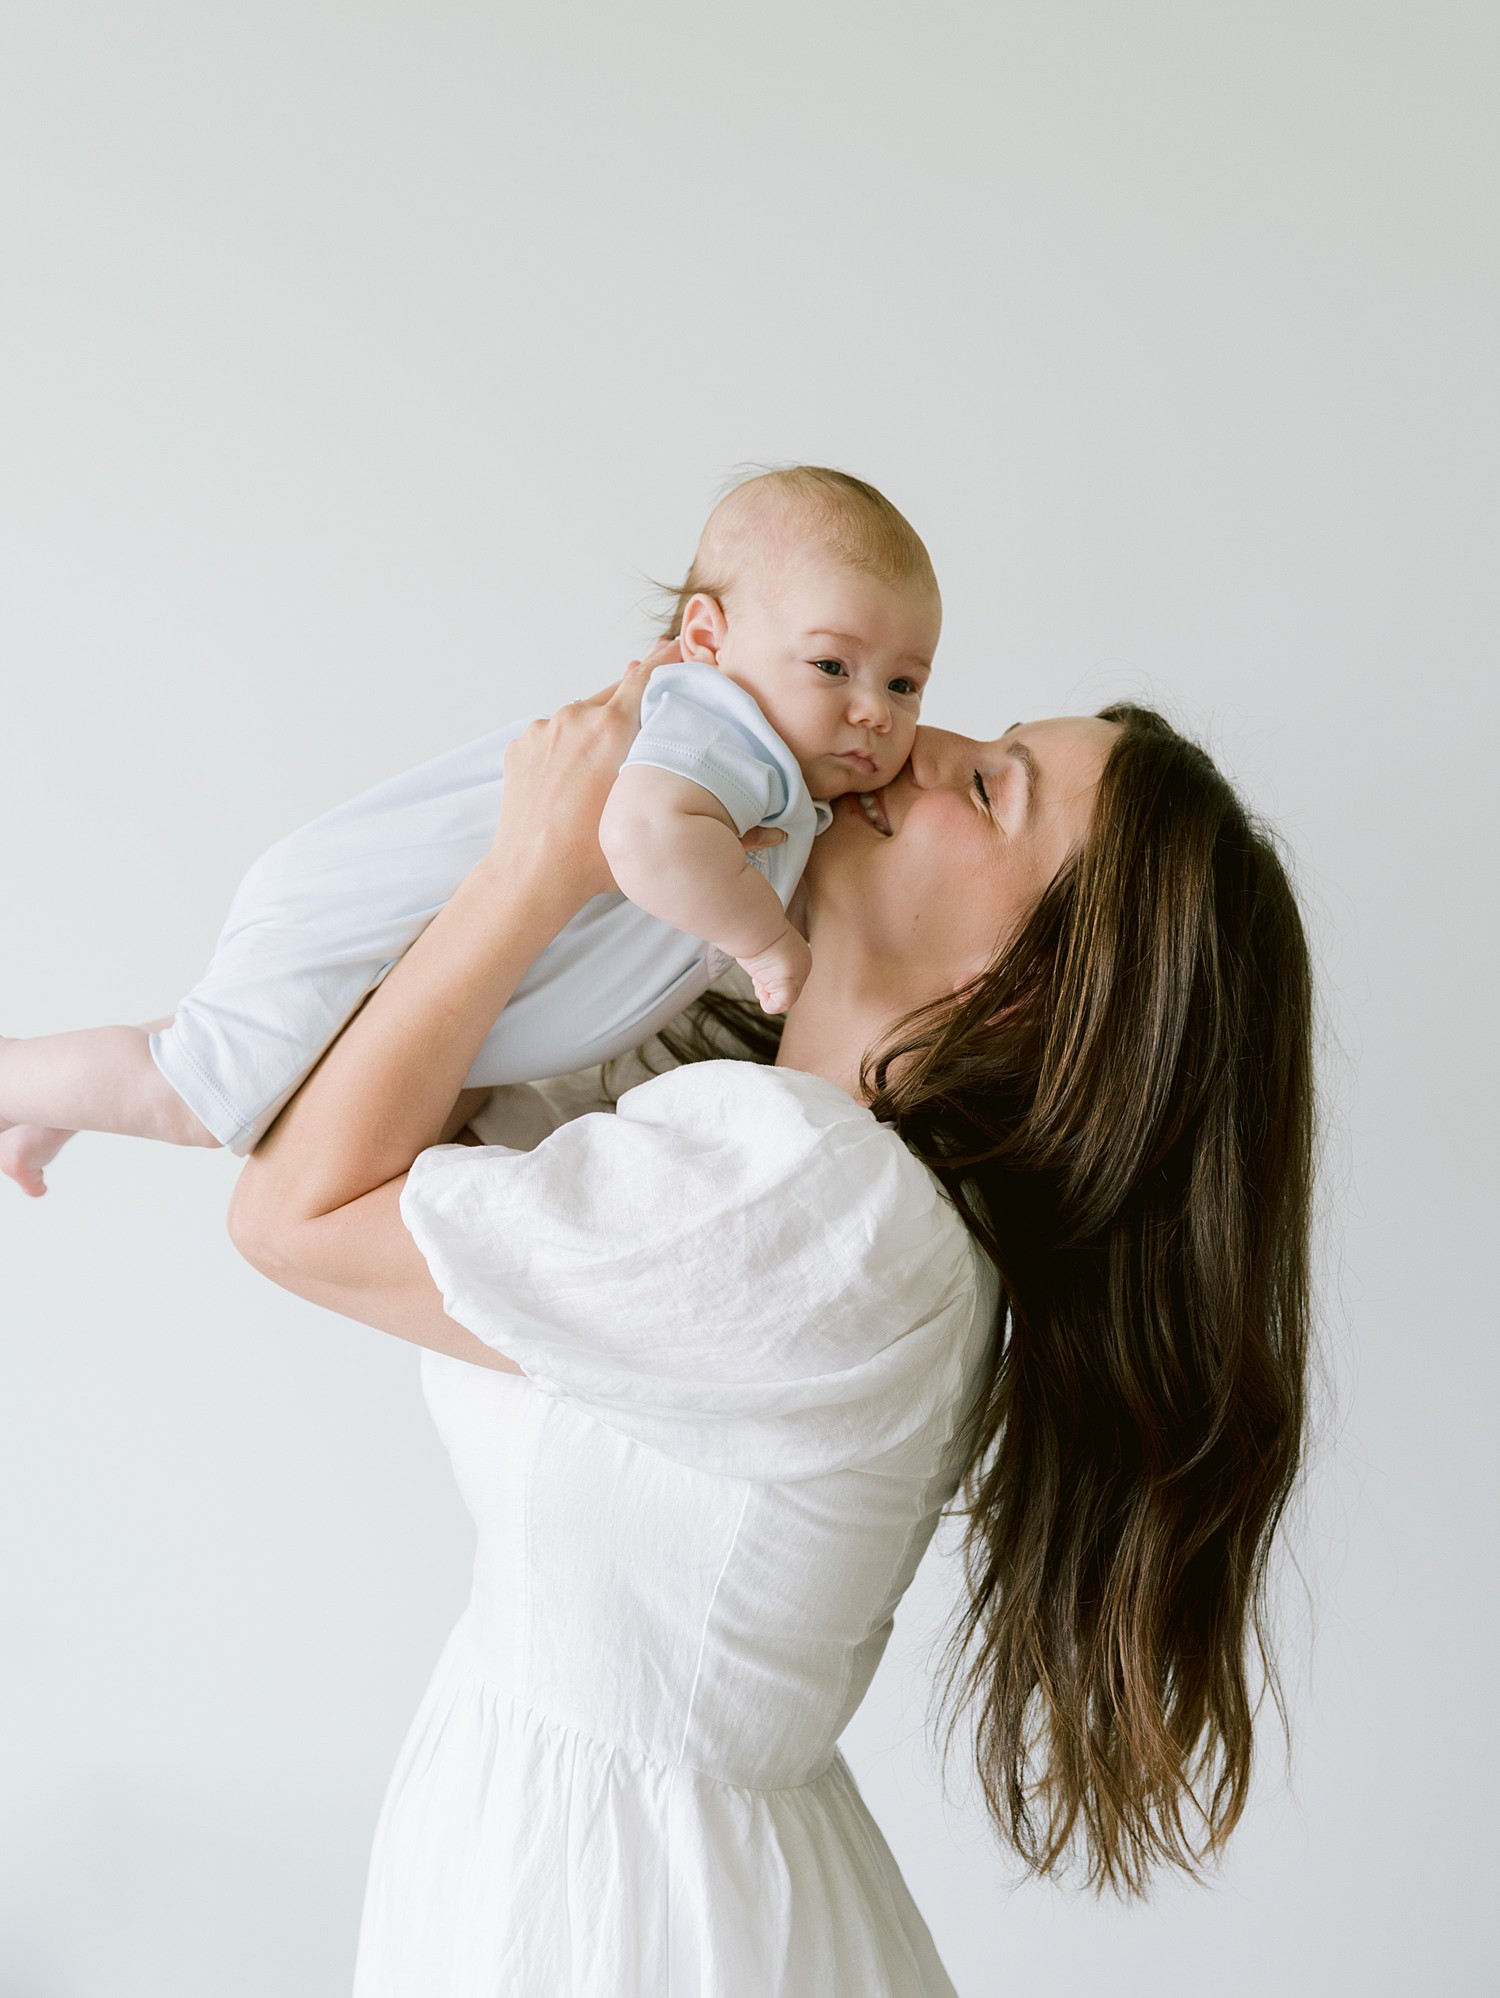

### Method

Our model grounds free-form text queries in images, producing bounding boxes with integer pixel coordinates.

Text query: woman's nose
[907,725,979,789]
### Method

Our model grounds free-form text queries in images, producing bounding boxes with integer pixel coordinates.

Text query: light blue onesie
[151,663,831,1154]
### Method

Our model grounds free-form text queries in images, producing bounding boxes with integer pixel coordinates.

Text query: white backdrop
[2,3,1496,1993]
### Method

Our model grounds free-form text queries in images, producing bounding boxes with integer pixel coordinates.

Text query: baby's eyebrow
[801,630,932,672]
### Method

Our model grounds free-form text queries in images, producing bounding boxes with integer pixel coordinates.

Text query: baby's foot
[0,1123,75,1198]
[736,927,814,1016]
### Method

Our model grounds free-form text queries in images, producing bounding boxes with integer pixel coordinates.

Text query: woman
[229,662,1313,1994]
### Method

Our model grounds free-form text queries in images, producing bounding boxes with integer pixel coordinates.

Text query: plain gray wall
[2,2,1496,1993]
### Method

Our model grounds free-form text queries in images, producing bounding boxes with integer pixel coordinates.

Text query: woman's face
[801,715,1120,1003]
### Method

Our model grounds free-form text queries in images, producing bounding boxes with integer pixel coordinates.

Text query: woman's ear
[678,592,729,664]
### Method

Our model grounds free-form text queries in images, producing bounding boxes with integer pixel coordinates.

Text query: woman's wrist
[239,849,582,1235]
[468,846,599,945]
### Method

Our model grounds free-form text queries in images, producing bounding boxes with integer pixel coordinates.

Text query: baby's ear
[678,592,728,664]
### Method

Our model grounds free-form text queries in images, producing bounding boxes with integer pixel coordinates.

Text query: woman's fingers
[578,651,655,714]
[578,633,680,713]
[605,654,657,727]
[583,635,679,698]
[640,634,684,669]
[494,655,670,902]
[501,641,678,852]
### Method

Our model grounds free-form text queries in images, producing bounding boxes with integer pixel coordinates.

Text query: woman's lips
[855,790,893,835]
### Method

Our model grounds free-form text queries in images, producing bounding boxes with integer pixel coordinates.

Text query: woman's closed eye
[973,768,991,806]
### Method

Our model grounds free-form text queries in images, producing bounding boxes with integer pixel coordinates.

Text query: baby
[0,465,941,1196]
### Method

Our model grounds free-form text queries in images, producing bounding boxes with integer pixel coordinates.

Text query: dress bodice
[422,1346,975,1791]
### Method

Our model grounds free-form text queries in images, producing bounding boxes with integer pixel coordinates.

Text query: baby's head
[664,466,941,800]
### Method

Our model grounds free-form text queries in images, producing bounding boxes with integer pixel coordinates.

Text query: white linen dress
[353,1059,998,1998]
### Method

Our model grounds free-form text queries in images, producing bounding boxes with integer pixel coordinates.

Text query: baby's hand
[736,925,813,1016]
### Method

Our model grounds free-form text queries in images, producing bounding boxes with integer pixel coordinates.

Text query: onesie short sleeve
[400,1063,996,1481]
[621,663,832,912]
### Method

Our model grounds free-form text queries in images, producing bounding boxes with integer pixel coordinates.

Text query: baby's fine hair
[660,464,939,638]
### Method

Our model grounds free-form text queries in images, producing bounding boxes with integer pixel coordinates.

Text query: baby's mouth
[856,790,893,836]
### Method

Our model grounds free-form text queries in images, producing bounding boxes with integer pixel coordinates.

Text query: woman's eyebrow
[1003,739,1039,817]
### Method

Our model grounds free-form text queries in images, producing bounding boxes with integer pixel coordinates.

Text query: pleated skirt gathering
[351,1618,958,1998]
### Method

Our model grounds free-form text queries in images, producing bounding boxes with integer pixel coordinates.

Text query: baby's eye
[811,658,847,677]
[888,676,920,697]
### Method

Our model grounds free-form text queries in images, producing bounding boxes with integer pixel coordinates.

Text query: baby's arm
[599,765,812,1013]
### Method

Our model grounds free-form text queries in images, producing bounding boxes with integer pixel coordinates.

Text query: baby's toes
[1,1156,48,1197]
[0,1129,53,1198]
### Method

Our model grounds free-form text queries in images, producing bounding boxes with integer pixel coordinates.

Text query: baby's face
[710,557,939,800]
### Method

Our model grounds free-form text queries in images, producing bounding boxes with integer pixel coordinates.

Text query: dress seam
[669,1479,748,1998]
[673,1481,751,1773]
[453,1625,837,1794]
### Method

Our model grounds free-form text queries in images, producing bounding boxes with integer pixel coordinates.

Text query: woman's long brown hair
[867,703,1314,1892]
[664,703,1314,1893]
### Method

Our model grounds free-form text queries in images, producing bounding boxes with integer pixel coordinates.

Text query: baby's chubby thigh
[164,725,527,1151]
[231,721,529,941]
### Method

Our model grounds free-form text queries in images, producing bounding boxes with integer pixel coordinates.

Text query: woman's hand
[492,656,660,911]
[492,637,786,921]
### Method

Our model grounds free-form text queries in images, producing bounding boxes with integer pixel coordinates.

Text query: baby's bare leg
[0,1019,214,1140]
[0,1019,216,1197]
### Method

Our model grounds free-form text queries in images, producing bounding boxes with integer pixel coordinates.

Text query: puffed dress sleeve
[399,1062,995,1481]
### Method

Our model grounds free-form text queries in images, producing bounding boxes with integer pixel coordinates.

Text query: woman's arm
[227,666,656,1368]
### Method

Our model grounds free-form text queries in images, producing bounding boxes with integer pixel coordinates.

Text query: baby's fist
[736,926,813,1016]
